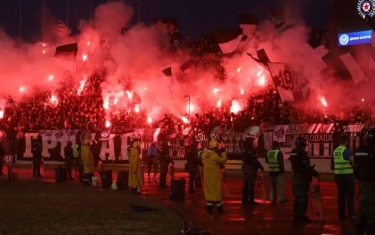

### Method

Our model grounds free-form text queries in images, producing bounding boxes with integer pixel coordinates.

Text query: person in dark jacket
[158,141,174,188]
[266,141,288,204]
[147,143,158,181]
[90,140,101,173]
[242,136,264,205]
[32,141,43,177]
[64,141,74,180]
[289,136,319,223]
[354,128,375,234]
[0,142,5,175]
[185,141,201,193]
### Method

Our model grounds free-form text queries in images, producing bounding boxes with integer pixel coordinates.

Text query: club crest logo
[357,0,375,19]
[339,34,349,45]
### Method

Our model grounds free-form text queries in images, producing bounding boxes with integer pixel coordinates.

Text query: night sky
[0,0,330,43]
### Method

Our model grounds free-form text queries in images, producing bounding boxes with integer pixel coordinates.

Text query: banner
[273,125,288,142]
[267,62,309,102]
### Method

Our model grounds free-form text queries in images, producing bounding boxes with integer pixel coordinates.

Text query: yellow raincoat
[81,145,94,174]
[128,147,144,187]
[202,149,227,201]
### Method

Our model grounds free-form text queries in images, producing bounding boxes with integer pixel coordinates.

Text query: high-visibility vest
[333,145,353,174]
[73,145,80,158]
[267,149,280,172]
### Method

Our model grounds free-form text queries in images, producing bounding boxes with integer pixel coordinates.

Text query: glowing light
[257,70,263,76]
[77,77,88,95]
[126,90,133,99]
[237,67,241,72]
[213,88,221,94]
[144,87,147,91]
[362,98,365,102]
[320,97,328,107]
[181,116,189,124]
[114,97,118,105]
[82,54,88,61]
[19,86,24,92]
[87,41,91,46]
[135,104,140,113]
[0,110,3,119]
[49,75,54,81]
[105,120,111,128]
[42,49,45,54]
[217,100,222,108]
[103,98,109,110]
[43,43,46,47]
[147,117,152,124]
[230,99,242,114]
[258,76,266,86]
[186,104,195,112]
[240,88,244,95]
[50,95,57,103]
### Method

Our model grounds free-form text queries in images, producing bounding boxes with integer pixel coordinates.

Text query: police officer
[332,135,356,220]
[241,136,264,205]
[185,140,200,193]
[64,141,74,180]
[32,141,43,177]
[354,128,375,234]
[158,141,173,188]
[289,136,319,223]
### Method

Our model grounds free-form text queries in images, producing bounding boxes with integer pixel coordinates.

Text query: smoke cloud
[0,0,373,123]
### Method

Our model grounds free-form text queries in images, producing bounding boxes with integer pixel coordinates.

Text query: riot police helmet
[190,140,198,149]
[67,141,73,146]
[366,128,375,145]
[243,136,254,151]
[295,136,307,148]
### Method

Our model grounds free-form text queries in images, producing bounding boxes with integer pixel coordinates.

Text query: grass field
[0,180,181,235]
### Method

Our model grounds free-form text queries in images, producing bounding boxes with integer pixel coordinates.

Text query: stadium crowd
[0,27,372,135]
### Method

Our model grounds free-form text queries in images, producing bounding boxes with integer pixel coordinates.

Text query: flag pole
[138,0,140,25]
[19,0,22,43]
[263,7,276,25]
[66,0,69,27]
[42,0,45,42]
[90,0,93,26]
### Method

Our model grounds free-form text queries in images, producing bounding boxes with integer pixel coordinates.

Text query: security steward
[354,128,375,235]
[266,141,288,204]
[73,143,82,181]
[242,136,264,205]
[289,136,319,223]
[332,135,356,220]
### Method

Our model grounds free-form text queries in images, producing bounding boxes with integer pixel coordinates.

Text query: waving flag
[53,42,78,72]
[239,14,257,36]
[153,18,180,39]
[56,20,68,38]
[162,67,172,77]
[267,62,309,102]
[216,29,243,54]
